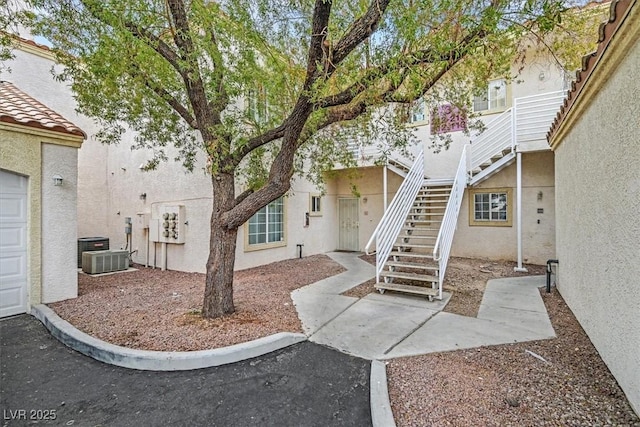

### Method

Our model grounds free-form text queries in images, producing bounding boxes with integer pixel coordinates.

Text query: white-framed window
[247,197,285,247]
[469,188,512,227]
[408,97,426,123]
[246,85,268,123]
[310,194,322,216]
[473,79,507,112]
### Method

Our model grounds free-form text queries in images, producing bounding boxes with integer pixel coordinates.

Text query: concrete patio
[291,252,556,360]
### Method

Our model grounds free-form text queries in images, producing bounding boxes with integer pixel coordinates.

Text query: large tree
[28,0,568,318]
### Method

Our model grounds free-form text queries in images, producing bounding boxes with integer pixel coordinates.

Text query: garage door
[0,169,28,317]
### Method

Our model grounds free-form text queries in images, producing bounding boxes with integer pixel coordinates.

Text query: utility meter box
[136,212,150,229]
[156,205,186,244]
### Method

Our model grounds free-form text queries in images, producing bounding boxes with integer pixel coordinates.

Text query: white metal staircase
[365,90,566,300]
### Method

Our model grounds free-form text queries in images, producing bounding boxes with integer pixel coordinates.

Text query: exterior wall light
[53,174,63,186]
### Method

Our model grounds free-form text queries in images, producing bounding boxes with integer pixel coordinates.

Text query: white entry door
[338,198,359,251]
[0,169,28,317]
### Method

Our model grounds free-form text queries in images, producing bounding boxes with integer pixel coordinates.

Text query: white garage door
[0,169,28,317]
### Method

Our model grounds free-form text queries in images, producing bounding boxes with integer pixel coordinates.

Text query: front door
[0,169,28,317]
[338,198,359,251]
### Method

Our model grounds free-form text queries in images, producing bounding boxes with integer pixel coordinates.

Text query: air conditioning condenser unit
[82,250,129,274]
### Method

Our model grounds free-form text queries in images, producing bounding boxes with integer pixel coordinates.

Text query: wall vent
[78,237,110,268]
[82,250,129,274]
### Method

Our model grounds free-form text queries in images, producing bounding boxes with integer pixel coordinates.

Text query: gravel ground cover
[49,253,639,425]
[50,254,344,351]
[387,288,640,426]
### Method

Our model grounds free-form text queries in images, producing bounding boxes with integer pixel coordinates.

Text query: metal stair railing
[469,108,513,173]
[365,150,425,283]
[432,146,468,299]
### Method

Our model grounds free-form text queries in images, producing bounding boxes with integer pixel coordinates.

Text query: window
[469,188,512,227]
[430,103,466,134]
[247,197,285,248]
[473,79,507,112]
[310,194,322,216]
[408,98,426,123]
[246,85,268,123]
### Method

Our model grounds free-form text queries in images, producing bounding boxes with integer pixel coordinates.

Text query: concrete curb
[32,304,307,371]
[370,360,397,427]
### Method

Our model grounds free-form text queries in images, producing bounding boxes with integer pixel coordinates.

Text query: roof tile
[547,0,634,141]
[0,81,86,138]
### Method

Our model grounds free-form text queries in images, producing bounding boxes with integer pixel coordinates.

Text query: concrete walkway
[292,252,555,360]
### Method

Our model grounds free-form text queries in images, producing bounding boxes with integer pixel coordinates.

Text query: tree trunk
[202,173,237,318]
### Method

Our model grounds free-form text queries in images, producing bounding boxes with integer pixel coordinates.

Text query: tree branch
[303,0,333,90]
[166,0,218,139]
[331,0,392,67]
[232,123,287,165]
[123,22,185,77]
[128,65,197,127]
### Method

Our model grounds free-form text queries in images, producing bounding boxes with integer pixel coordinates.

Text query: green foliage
[0,1,35,72]
[24,0,587,208]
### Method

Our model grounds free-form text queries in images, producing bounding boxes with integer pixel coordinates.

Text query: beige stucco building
[0,81,85,317]
[548,0,639,414]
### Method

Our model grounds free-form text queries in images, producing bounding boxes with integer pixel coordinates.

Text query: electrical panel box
[153,204,186,244]
[149,219,160,242]
[136,212,150,229]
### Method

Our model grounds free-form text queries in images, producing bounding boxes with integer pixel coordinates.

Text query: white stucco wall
[451,151,555,265]
[41,143,79,302]
[553,33,640,414]
[3,45,111,238]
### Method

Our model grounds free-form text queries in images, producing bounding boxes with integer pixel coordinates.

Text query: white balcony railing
[365,150,425,282]
[514,90,566,143]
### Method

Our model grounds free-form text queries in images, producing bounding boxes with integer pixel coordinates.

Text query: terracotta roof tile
[0,81,86,138]
[16,36,54,53]
[547,0,634,142]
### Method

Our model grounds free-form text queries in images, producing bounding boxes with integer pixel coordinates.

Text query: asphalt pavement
[0,315,372,427]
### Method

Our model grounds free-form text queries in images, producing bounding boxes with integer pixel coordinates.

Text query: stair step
[394,243,435,250]
[389,251,436,260]
[406,219,443,224]
[397,235,437,240]
[410,206,446,211]
[416,195,451,200]
[413,201,448,206]
[375,282,439,297]
[402,227,440,232]
[380,269,438,282]
[408,212,444,216]
[418,188,451,193]
[384,261,439,271]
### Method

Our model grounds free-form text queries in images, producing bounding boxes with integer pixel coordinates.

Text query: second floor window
[473,79,507,112]
[409,98,426,123]
[246,85,268,123]
[430,103,466,134]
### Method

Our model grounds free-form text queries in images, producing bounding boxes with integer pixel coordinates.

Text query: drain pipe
[296,243,304,259]
[514,151,528,272]
[546,259,559,293]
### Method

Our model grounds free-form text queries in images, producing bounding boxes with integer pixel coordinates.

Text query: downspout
[514,151,527,272]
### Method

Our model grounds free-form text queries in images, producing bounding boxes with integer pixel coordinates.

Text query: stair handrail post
[364,150,425,283]
[432,146,468,299]
[511,101,517,152]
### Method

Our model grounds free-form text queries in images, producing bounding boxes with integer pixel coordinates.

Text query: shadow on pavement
[0,315,371,427]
